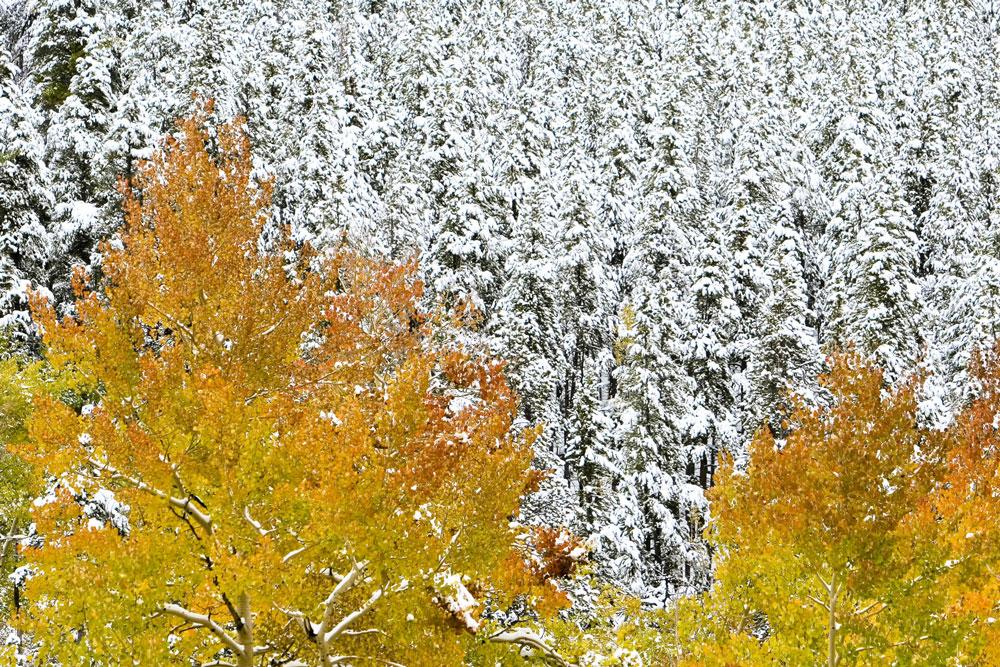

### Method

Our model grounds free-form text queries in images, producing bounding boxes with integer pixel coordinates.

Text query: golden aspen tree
[0,342,40,624]
[678,352,971,666]
[930,345,1000,665]
[14,109,570,666]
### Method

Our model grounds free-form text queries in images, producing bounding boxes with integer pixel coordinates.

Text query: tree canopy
[13,110,568,666]
[678,352,1000,665]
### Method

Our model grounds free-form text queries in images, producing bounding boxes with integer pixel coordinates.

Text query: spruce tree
[0,49,53,344]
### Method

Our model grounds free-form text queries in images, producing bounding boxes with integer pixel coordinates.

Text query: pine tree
[31,0,132,306]
[0,49,53,343]
[822,85,922,378]
[684,222,740,464]
[552,178,612,539]
[912,6,996,407]
[743,106,824,433]
[748,200,822,433]
[490,176,563,450]
[607,300,695,601]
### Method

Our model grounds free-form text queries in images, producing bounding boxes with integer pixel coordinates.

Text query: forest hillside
[2,1,1000,664]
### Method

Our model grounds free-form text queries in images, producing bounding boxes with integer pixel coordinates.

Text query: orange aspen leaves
[679,352,1000,666]
[15,110,565,666]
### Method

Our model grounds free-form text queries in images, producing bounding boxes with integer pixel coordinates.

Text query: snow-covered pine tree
[552,159,617,535]
[30,0,131,303]
[748,191,823,435]
[1,1,32,72]
[0,47,53,344]
[608,295,700,602]
[490,173,563,451]
[683,220,740,471]
[910,5,997,410]
[733,98,824,435]
[821,70,923,378]
[242,0,385,249]
[407,2,509,317]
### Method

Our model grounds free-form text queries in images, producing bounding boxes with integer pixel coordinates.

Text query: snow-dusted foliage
[0,47,51,342]
[5,0,1000,601]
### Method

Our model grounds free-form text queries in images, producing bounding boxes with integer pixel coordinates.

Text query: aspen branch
[281,544,310,563]
[323,588,383,644]
[328,656,405,666]
[488,628,569,667]
[806,594,829,611]
[853,601,887,619]
[254,314,287,340]
[278,559,380,661]
[319,566,345,580]
[161,600,269,667]
[160,604,243,656]
[243,506,274,536]
[275,605,321,642]
[170,462,189,496]
[147,301,197,343]
[221,593,245,634]
[320,560,368,611]
[89,458,214,534]
[851,636,930,654]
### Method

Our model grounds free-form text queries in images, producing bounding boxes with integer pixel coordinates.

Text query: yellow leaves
[0,351,39,443]
[517,580,672,667]
[16,110,559,665]
[713,352,942,576]
[613,303,638,367]
[17,393,78,472]
[681,351,1000,665]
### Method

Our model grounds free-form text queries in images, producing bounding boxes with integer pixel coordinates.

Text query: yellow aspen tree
[14,109,569,666]
[931,344,1000,665]
[678,352,968,666]
[0,343,40,626]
